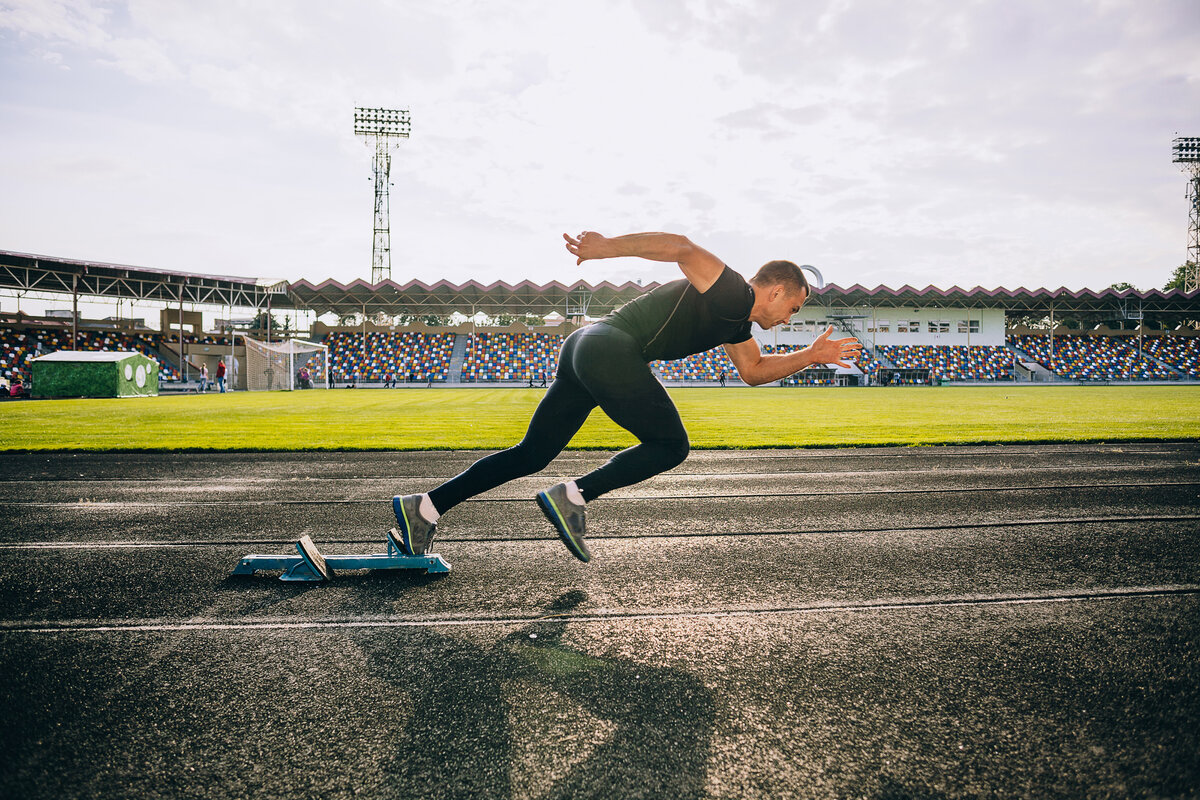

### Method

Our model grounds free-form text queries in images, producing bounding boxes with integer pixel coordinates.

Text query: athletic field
[2,385,1199,450]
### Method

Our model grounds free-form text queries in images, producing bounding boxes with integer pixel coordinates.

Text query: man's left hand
[807,326,863,368]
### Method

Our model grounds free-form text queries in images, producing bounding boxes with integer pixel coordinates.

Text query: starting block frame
[233,533,451,582]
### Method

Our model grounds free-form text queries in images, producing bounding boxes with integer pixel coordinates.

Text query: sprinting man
[391,231,862,562]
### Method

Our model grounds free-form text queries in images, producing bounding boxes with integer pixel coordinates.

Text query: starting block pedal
[232,532,451,582]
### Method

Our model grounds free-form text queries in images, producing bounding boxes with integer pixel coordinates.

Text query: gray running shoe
[390,495,437,555]
[536,483,591,562]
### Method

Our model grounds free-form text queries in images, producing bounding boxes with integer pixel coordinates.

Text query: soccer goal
[243,336,329,391]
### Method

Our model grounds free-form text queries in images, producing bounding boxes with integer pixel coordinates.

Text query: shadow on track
[360,590,715,800]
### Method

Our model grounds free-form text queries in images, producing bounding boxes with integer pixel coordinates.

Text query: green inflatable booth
[31,351,160,398]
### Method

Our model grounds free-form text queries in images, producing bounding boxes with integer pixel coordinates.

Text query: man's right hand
[563,231,608,264]
[562,230,725,293]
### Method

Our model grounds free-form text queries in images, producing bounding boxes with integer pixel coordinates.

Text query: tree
[250,311,284,336]
[1110,282,1137,292]
[1164,263,1195,292]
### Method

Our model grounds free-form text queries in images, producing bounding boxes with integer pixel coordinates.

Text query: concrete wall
[758,306,1007,348]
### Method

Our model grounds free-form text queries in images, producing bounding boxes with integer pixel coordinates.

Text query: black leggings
[428,323,689,513]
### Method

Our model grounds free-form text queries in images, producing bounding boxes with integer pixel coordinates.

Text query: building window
[874,320,890,333]
[957,319,980,334]
[928,321,949,334]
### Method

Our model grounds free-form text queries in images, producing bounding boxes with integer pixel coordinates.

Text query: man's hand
[563,231,610,265]
[806,326,863,368]
[562,230,725,292]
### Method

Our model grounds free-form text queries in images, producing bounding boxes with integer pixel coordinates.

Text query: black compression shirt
[600,265,755,362]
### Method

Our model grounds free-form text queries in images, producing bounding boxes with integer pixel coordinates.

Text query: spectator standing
[216,359,227,393]
[199,363,209,393]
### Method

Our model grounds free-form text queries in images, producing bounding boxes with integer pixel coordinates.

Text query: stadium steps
[1007,345,1062,382]
[446,333,468,383]
[867,345,896,369]
[1140,350,1187,379]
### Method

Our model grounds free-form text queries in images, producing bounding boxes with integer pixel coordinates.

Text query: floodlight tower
[354,107,411,284]
[1172,136,1200,293]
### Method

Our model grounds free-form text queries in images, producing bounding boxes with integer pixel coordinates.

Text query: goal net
[243,336,329,391]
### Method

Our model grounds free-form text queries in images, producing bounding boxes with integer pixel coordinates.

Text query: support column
[179,285,186,381]
[1048,306,1055,359]
[71,274,78,350]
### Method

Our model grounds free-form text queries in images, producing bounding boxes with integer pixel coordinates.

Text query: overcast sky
[2,0,1198,303]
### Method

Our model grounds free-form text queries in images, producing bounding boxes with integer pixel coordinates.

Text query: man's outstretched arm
[563,231,725,293]
[723,327,863,386]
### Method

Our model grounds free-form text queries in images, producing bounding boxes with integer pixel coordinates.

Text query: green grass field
[3,385,1198,451]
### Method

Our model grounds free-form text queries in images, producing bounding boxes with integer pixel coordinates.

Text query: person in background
[216,358,227,393]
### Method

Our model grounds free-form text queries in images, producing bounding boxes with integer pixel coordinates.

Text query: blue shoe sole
[390,496,414,555]
[537,491,590,563]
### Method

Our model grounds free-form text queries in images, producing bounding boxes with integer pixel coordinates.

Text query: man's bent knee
[508,438,558,474]
[663,436,690,468]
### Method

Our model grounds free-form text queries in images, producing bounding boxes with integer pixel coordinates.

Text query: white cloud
[1,0,1198,299]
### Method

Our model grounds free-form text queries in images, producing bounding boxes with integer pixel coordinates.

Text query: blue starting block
[233,532,451,582]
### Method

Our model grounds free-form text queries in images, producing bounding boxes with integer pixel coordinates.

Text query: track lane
[1,520,1196,624]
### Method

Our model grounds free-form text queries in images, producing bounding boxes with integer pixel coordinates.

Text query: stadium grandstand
[2,248,1199,394]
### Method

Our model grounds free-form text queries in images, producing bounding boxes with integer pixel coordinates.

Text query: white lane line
[1,514,1198,550]
[7,481,1200,508]
[1,445,1194,482]
[4,461,1196,485]
[2,585,1197,634]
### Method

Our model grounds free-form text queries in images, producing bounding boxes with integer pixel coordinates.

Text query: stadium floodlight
[354,107,412,138]
[354,107,411,284]
[1173,137,1200,163]
[1172,137,1200,293]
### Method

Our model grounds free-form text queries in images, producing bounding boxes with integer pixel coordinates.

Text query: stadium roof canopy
[2,249,1197,318]
[812,284,1199,314]
[285,277,661,317]
[0,249,288,308]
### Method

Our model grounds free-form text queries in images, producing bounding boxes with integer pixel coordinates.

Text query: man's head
[748,260,810,329]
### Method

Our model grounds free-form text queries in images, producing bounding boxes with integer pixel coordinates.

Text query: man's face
[754,284,808,329]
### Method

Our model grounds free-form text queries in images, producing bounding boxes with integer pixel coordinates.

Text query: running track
[1,444,1197,798]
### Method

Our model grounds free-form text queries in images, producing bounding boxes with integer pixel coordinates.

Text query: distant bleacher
[1,326,187,384]
[874,344,1014,382]
[1143,336,1200,380]
[1008,334,1177,381]
[857,348,882,376]
[10,318,1194,391]
[653,347,737,382]
[325,330,455,383]
[462,332,560,383]
[762,344,838,386]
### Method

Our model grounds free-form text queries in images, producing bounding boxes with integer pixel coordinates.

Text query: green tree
[250,311,284,336]
[1164,263,1195,291]
[1110,282,1137,292]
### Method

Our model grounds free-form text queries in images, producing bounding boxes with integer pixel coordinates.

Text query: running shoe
[390,495,437,556]
[536,483,591,562]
